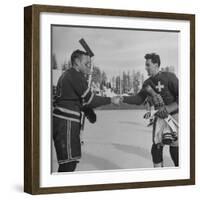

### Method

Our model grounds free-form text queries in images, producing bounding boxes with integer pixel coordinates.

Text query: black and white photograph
[23,5,195,194]
[51,25,179,173]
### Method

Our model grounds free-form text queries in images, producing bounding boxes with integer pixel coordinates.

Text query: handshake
[111,96,124,105]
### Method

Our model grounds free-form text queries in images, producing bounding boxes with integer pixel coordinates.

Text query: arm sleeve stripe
[81,87,90,98]
[82,90,92,103]
[82,92,94,106]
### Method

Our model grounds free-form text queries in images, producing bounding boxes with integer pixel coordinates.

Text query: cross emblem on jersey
[155,81,164,92]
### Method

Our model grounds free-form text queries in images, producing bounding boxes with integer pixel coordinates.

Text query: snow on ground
[52,110,174,172]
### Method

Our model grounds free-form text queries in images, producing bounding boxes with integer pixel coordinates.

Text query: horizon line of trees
[52,54,175,95]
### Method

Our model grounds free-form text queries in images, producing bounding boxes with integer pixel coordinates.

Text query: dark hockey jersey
[123,71,178,106]
[53,68,111,122]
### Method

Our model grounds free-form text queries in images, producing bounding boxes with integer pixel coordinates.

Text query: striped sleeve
[69,72,111,108]
[81,87,111,108]
[81,87,95,106]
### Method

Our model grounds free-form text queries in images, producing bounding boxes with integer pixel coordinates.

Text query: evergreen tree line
[52,54,175,95]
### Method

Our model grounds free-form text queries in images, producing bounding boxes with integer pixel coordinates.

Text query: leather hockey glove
[82,106,96,123]
[155,106,169,119]
[144,85,168,119]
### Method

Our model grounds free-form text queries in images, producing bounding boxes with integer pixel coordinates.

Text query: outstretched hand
[111,96,123,105]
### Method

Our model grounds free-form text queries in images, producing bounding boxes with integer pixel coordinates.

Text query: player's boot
[153,162,163,167]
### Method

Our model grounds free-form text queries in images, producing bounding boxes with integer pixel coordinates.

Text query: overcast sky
[52,25,179,80]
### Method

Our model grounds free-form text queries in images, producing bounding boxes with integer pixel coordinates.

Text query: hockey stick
[79,38,95,132]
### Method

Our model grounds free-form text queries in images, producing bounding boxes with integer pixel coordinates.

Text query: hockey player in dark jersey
[53,50,113,172]
[117,53,179,167]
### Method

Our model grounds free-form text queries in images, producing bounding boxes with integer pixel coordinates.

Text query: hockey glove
[155,106,169,119]
[82,107,97,123]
